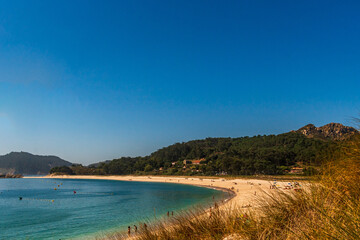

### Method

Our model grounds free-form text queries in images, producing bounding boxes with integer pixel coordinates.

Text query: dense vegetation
[49,166,74,175]
[52,132,336,176]
[0,152,72,175]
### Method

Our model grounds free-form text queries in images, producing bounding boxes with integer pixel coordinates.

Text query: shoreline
[24,175,278,239]
[25,175,272,209]
[12,175,301,239]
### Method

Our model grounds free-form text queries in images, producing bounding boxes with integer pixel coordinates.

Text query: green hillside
[0,152,72,175]
[55,132,336,176]
[51,123,357,176]
[100,132,334,176]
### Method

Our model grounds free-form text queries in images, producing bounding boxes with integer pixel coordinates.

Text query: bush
[302,166,319,175]
[49,166,73,175]
[144,164,153,172]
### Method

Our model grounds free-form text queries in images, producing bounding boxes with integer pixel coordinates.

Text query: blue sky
[0,1,359,164]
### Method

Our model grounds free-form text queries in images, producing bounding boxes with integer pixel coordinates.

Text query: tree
[50,166,73,175]
[144,164,153,172]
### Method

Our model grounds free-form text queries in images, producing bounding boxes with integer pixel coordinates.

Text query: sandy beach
[27,175,277,209]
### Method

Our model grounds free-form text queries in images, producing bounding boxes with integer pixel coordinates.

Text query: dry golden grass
[102,204,258,240]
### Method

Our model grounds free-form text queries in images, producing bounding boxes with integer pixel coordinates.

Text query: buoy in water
[73,191,76,194]
[54,188,57,190]
[19,197,23,200]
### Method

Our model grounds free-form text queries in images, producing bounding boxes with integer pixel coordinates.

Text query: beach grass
[101,204,256,240]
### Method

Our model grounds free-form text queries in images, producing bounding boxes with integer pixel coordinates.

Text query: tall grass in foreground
[103,135,360,240]
[102,205,259,240]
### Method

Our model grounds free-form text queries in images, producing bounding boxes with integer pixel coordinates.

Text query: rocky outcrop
[297,123,358,140]
[0,173,23,178]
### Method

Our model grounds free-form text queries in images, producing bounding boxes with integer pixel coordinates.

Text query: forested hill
[0,152,72,175]
[143,123,356,174]
[128,132,333,175]
[5,123,355,176]
[50,123,357,176]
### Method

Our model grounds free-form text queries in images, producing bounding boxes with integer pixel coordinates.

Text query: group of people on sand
[128,224,143,235]
[270,181,302,190]
[128,225,138,235]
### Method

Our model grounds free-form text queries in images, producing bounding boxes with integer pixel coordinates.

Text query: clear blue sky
[0,1,359,164]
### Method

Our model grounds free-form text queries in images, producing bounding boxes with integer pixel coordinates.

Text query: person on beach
[171,211,173,216]
[134,225,137,232]
[128,226,131,235]
[167,211,169,217]
[144,223,147,230]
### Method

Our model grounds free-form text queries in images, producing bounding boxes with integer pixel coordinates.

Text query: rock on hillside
[297,123,358,140]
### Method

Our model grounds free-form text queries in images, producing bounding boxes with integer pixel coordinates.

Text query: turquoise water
[0,178,224,240]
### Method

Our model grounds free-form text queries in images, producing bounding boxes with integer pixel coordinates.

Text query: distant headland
[0,152,71,175]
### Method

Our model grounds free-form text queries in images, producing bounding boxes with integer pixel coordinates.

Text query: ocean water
[0,178,224,240]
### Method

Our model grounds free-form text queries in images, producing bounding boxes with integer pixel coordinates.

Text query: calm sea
[0,178,223,240]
